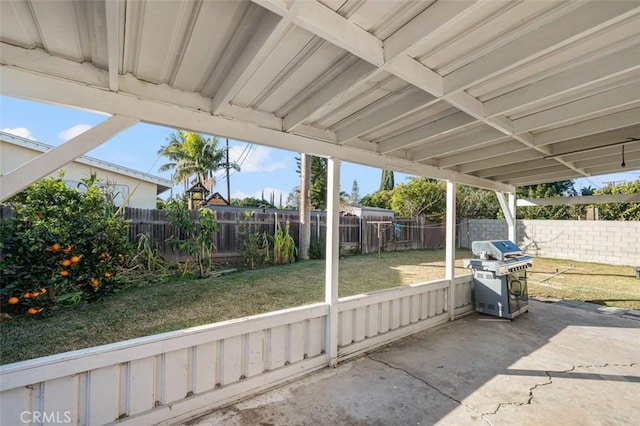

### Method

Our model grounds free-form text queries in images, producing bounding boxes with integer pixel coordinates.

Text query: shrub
[272,222,297,264]
[237,211,270,269]
[0,174,131,314]
[165,201,218,277]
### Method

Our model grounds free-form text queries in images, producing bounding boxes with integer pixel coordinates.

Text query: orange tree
[0,174,131,315]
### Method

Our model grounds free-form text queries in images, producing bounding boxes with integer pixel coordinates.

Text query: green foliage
[593,179,640,220]
[380,170,395,191]
[391,178,446,221]
[0,174,131,315]
[360,190,394,210]
[296,155,327,210]
[309,238,325,260]
[127,233,167,273]
[232,197,277,209]
[165,201,218,277]
[238,211,270,269]
[271,222,298,265]
[350,180,360,206]
[516,181,575,219]
[456,185,500,219]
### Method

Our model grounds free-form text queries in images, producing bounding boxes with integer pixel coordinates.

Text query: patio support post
[325,157,340,366]
[508,192,517,243]
[445,180,456,321]
[496,191,516,243]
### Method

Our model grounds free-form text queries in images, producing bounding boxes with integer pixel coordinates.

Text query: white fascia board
[0,66,514,192]
[105,0,121,91]
[518,193,640,207]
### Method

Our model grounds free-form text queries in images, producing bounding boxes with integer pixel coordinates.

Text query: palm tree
[158,130,239,206]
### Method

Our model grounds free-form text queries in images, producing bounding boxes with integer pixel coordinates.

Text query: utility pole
[225,138,231,203]
[300,153,311,260]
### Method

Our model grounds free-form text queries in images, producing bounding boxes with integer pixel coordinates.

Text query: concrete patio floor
[185,299,640,426]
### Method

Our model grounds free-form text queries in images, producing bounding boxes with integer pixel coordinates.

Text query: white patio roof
[1,0,639,193]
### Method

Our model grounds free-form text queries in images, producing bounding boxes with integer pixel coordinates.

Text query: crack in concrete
[366,354,491,426]
[483,362,638,422]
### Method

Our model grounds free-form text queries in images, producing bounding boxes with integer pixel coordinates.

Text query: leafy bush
[309,238,325,260]
[238,211,270,269]
[165,201,218,277]
[0,174,131,315]
[272,222,297,264]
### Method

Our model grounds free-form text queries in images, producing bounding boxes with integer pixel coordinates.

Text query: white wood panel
[88,365,119,424]
[379,301,390,333]
[390,299,401,330]
[43,376,77,425]
[193,342,217,394]
[268,326,286,370]
[411,295,420,323]
[338,279,449,311]
[164,349,189,403]
[221,336,242,386]
[400,297,411,326]
[354,307,366,343]
[421,292,430,320]
[0,388,27,426]
[289,321,306,362]
[246,331,265,378]
[366,303,379,338]
[339,310,353,346]
[128,357,155,416]
[307,317,325,357]
[429,290,437,317]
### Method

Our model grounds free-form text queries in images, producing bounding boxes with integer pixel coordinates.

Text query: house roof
[0,0,638,191]
[0,131,173,195]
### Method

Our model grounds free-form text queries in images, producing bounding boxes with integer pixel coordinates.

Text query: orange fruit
[61,259,72,267]
[23,292,32,299]
[62,245,73,254]
[40,288,47,294]
[91,278,100,287]
[27,307,41,315]
[31,291,41,297]
[51,243,61,252]
[60,270,69,277]
[8,297,19,305]
[104,272,112,278]
[70,256,81,263]
[99,252,110,259]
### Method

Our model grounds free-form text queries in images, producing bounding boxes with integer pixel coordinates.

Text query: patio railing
[0,276,474,425]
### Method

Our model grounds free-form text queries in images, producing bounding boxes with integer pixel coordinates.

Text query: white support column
[496,191,516,242]
[325,157,340,366]
[508,192,517,243]
[445,180,456,321]
[0,115,138,201]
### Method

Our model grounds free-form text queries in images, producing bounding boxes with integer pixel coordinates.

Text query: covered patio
[1,0,639,424]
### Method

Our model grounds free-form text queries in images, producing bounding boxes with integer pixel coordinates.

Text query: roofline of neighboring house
[0,131,174,195]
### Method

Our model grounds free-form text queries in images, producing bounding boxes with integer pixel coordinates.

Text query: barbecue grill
[463,240,533,319]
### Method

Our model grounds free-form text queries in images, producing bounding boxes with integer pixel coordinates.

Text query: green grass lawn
[1,249,638,364]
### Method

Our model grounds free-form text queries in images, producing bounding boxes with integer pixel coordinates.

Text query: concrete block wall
[458,219,639,266]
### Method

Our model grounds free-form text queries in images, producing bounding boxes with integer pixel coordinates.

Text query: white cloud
[58,124,92,142]
[2,127,37,140]
[228,144,289,173]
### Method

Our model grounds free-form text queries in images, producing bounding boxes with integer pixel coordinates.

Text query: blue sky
[1,95,637,201]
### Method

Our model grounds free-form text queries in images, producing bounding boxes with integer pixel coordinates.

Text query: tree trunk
[299,153,311,259]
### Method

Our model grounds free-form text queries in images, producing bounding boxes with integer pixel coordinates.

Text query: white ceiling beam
[513,82,640,133]
[584,161,640,176]
[384,0,481,60]
[454,149,542,173]
[378,112,475,154]
[574,150,640,169]
[211,10,286,114]
[562,143,640,164]
[476,158,553,179]
[437,140,529,168]
[282,60,377,131]
[104,0,121,91]
[485,45,640,117]
[491,164,569,183]
[518,193,640,207]
[0,115,138,201]
[444,2,640,94]
[335,89,437,144]
[548,125,640,156]
[506,170,580,186]
[533,108,640,147]
[385,56,444,97]
[0,65,514,192]
[409,128,504,162]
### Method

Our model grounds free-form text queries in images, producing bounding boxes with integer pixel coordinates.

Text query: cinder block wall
[458,219,639,266]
